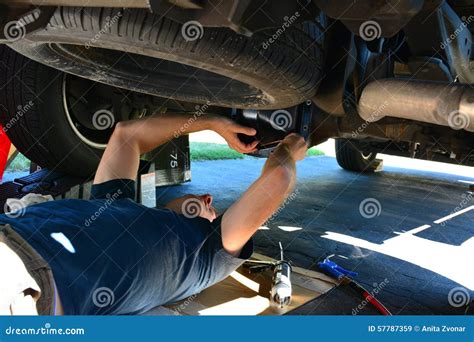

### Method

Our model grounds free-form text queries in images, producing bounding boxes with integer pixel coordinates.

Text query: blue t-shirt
[0,179,253,315]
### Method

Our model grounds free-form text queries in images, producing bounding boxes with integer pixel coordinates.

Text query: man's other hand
[279,133,308,161]
[214,117,258,153]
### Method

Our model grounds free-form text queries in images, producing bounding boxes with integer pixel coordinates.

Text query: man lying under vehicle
[0,113,307,315]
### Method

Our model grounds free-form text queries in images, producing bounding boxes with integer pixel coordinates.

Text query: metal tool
[270,242,292,307]
[243,242,292,308]
[317,258,358,279]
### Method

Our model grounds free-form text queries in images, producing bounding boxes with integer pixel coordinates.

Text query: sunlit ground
[191,133,473,294]
[322,213,474,290]
[191,132,473,179]
[317,140,473,291]
[317,139,473,179]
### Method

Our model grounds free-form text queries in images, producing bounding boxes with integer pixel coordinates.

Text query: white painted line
[278,226,303,232]
[396,224,432,235]
[434,205,474,224]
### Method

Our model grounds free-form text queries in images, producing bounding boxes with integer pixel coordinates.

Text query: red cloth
[0,126,11,182]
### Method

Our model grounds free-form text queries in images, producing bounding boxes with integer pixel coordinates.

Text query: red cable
[345,278,392,315]
[362,290,392,316]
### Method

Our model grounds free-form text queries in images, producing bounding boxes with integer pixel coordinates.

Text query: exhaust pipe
[358,79,474,132]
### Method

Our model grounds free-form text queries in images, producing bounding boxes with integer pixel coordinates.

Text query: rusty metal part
[312,0,424,38]
[311,20,354,117]
[308,105,474,165]
[146,0,321,37]
[436,2,473,83]
[307,104,421,147]
[404,1,472,83]
[358,79,474,132]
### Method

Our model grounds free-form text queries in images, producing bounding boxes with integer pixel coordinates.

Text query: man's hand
[220,133,307,256]
[266,133,308,169]
[213,117,258,154]
[278,133,308,161]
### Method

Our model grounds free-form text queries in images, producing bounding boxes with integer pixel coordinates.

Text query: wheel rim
[361,152,374,160]
[62,74,115,150]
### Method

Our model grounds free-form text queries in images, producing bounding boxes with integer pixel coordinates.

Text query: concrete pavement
[156,154,474,314]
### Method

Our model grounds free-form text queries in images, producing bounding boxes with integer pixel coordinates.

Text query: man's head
[165,194,217,222]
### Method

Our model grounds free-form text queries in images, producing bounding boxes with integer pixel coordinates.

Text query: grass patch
[6,153,30,172]
[307,147,325,157]
[190,142,245,161]
[4,144,325,171]
[190,142,325,161]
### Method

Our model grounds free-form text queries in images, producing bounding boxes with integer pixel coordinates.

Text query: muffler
[358,79,474,132]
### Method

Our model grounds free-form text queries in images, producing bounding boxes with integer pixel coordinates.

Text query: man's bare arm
[221,134,307,256]
[94,113,258,184]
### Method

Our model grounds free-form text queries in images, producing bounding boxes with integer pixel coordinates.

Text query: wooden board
[144,253,338,316]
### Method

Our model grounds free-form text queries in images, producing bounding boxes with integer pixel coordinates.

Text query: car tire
[0,45,104,178]
[335,139,377,172]
[8,7,326,110]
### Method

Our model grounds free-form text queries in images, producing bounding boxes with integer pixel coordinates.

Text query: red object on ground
[0,125,12,182]
[346,279,392,316]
